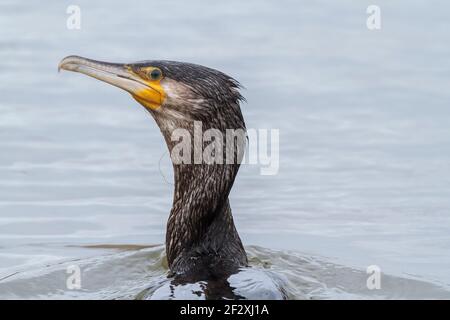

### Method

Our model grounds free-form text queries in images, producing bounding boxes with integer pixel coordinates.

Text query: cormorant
[58,56,283,299]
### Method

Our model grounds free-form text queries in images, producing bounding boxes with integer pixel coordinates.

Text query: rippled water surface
[1,0,450,299]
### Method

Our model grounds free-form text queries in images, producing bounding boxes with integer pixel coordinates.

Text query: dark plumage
[144,61,249,282]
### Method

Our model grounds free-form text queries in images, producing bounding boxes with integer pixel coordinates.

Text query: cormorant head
[58,56,245,129]
[59,57,249,279]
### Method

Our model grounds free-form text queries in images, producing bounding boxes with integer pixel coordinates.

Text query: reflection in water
[0,246,449,300]
[145,267,286,300]
[146,277,248,300]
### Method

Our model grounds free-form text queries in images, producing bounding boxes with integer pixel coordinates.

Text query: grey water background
[0,0,450,298]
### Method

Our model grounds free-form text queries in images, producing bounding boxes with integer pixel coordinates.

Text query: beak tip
[58,58,67,73]
[58,55,83,73]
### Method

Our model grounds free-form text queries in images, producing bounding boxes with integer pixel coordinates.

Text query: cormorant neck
[168,169,244,278]
[151,106,247,280]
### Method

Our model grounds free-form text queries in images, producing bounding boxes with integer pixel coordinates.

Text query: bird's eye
[149,68,162,80]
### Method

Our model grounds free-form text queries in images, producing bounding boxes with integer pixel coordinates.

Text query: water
[1,0,450,299]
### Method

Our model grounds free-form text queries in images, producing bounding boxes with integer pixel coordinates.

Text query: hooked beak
[58,55,164,110]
